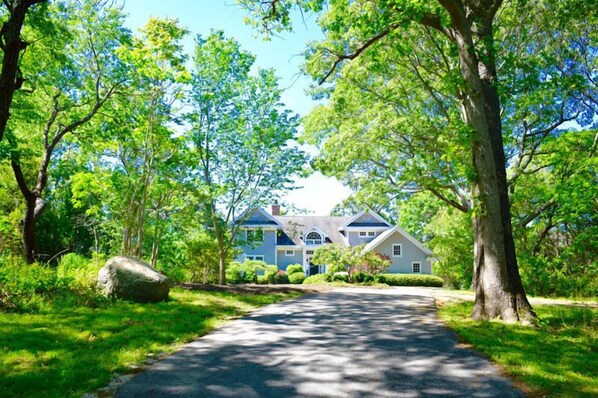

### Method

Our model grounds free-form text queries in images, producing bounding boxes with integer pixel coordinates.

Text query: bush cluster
[352,271,374,283]
[0,254,109,313]
[332,272,349,283]
[381,274,444,287]
[286,263,305,284]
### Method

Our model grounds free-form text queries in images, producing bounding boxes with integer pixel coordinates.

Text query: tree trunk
[218,251,227,285]
[448,4,535,322]
[0,0,46,142]
[22,195,37,263]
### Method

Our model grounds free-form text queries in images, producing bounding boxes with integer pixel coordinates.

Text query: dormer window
[305,231,323,245]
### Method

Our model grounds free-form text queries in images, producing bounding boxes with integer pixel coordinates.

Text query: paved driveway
[115,287,523,397]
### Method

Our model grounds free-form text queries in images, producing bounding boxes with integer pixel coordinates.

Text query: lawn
[438,301,598,398]
[0,288,300,398]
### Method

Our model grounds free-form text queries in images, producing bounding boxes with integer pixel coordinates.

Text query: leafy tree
[310,243,348,274]
[241,0,597,321]
[186,31,306,284]
[0,0,46,142]
[7,0,129,263]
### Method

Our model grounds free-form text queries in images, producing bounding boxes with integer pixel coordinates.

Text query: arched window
[305,231,323,245]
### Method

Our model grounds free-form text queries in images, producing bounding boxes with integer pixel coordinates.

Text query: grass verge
[0,287,301,398]
[438,301,597,398]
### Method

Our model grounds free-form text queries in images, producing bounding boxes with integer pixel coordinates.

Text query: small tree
[311,244,348,274]
[352,251,391,276]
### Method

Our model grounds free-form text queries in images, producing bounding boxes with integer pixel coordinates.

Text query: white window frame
[305,231,323,245]
[368,231,376,237]
[392,244,402,257]
[285,250,294,256]
[246,255,264,261]
[246,229,264,244]
[412,261,421,273]
[306,250,314,255]
[359,231,367,237]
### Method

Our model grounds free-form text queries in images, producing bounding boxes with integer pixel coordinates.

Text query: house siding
[240,230,277,265]
[374,231,432,274]
[347,231,379,246]
[276,249,303,271]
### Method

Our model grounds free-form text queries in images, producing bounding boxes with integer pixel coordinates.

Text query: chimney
[271,202,281,216]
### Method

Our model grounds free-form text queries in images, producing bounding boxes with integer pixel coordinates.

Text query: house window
[412,262,421,273]
[305,231,323,245]
[246,229,264,244]
[359,231,367,237]
[246,255,264,261]
[392,244,402,257]
[285,250,294,256]
[368,232,376,237]
[306,250,314,255]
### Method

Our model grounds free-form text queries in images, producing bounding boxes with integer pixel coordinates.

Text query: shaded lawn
[438,301,597,398]
[0,288,301,398]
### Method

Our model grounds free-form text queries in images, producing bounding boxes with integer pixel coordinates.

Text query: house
[236,205,435,276]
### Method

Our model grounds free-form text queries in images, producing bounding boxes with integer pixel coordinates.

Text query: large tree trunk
[0,0,46,142]
[447,1,535,322]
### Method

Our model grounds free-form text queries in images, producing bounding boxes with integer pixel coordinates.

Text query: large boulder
[98,256,170,302]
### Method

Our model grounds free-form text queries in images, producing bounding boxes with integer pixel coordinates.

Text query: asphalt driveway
[115,287,523,397]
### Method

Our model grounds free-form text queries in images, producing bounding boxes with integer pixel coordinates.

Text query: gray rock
[98,256,169,302]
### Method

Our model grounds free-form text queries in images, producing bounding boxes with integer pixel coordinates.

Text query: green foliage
[0,255,108,313]
[311,244,349,274]
[274,270,289,284]
[303,273,332,284]
[439,302,598,397]
[374,274,386,284]
[56,253,104,289]
[332,272,349,283]
[0,288,299,398]
[288,271,306,284]
[263,265,280,284]
[181,231,221,283]
[286,264,303,275]
[225,260,267,284]
[381,274,444,287]
[352,271,374,283]
[351,250,391,276]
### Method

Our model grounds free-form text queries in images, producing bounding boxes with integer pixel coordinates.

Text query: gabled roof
[236,207,283,228]
[339,210,391,230]
[275,216,351,246]
[364,226,433,256]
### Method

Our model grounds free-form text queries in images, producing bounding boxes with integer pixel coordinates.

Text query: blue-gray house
[236,206,435,276]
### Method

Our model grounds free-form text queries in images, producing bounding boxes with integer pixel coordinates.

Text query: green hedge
[288,271,306,284]
[332,272,349,283]
[286,264,303,275]
[381,274,444,287]
[352,271,374,283]
[303,273,332,284]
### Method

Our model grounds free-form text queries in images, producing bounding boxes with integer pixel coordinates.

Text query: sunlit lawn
[0,288,301,398]
[438,302,597,398]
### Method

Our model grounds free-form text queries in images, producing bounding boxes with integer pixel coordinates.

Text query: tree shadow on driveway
[115,288,523,397]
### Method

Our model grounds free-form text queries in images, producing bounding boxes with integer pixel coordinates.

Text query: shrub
[381,274,444,287]
[286,264,304,275]
[263,265,280,284]
[288,271,306,284]
[274,270,289,284]
[352,271,374,283]
[332,272,349,283]
[303,273,332,284]
[57,253,103,289]
[225,262,244,284]
[374,274,386,284]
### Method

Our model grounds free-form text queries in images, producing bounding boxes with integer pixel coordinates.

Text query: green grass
[438,301,598,397]
[0,288,300,398]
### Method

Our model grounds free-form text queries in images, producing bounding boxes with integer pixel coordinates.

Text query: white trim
[412,261,421,274]
[304,227,326,245]
[368,231,376,237]
[392,244,402,257]
[276,245,302,249]
[359,231,367,237]
[240,225,279,230]
[364,226,433,256]
[338,210,391,231]
[346,226,390,232]
[285,250,295,256]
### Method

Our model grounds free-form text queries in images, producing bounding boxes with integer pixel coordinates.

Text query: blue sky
[122,0,352,215]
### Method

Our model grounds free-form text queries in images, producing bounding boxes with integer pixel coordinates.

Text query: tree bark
[0,0,46,141]
[445,0,535,322]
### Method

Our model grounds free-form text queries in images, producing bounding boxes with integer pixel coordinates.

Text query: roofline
[235,207,283,228]
[364,226,433,255]
[339,210,391,230]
